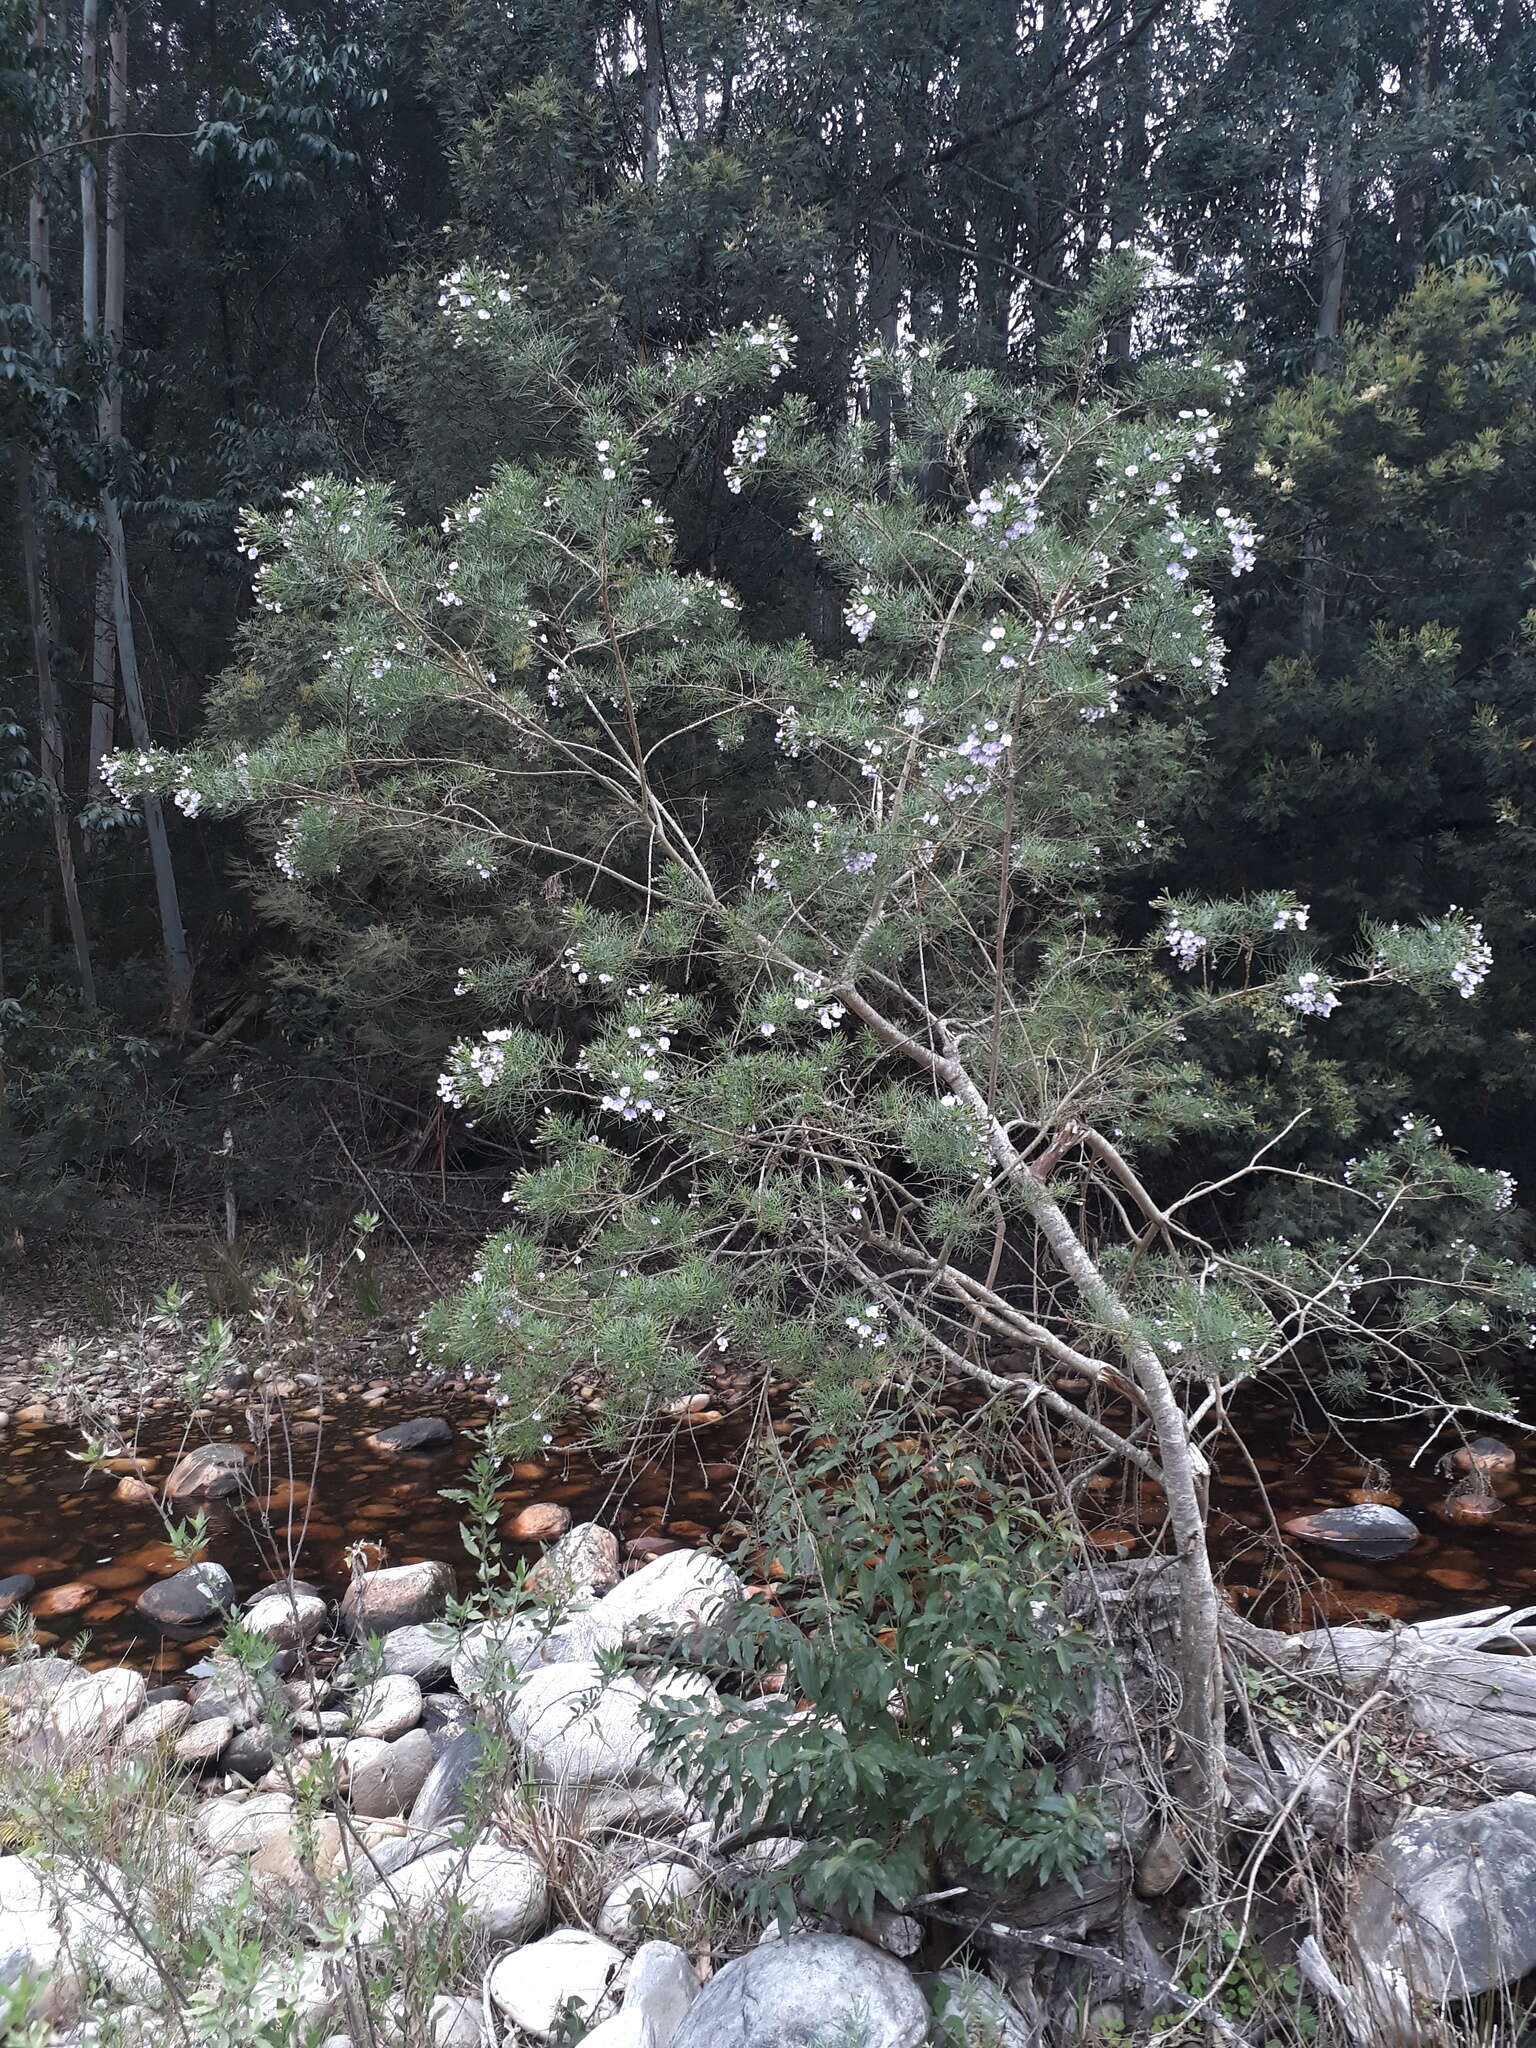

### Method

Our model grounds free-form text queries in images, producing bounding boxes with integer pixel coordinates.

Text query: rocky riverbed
[10,1519,1536,2046]
[0,1523,1034,2047]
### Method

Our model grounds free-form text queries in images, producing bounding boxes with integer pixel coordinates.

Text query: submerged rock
[136,1562,235,1630]
[163,1443,246,1502]
[1451,1435,1517,1477]
[1281,1504,1419,1560]
[367,1417,453,1454]
[509,1502,571,1543]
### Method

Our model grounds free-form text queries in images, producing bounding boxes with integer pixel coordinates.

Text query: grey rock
[368,1416,453,1453]
[0,1574,35,1612]
[430,1993,485,2047]
[581,1782,701,1839]
[421,1693,476,1749]
[43,1668,145,1750]
[597,1858,705,1942]
[505,1661,661,1789]
[591,1550,744,1648]
[1348,1794,1536,2001]
[341,1560,454,1637]
[380,1623,456,1687]
[528,1522,621,1604]
[163,1442,247,1502]
[222,1724,278,1780]
[249,1576,324,1604]
[196,1789,295,1855]
[671,1934,928,2048]
[244,1589,328,1648]
[410,1724,486,1831]
[188,1663,265,1730]
[121,1699,193,1752]
[451,1610,599,1704]
[621,1940,702,2045]
[352,1838,548,1946]
[346,1727,436,1818]
[0,1656,79,1727]
[352,1673,422,1740]
[136,1562,236,1629]
[174,1714,234,1767]
[488,1928,624,2040]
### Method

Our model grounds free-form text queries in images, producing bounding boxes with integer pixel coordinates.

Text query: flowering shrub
[129,267,1533,1822]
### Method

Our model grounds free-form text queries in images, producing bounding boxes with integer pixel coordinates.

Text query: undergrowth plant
[646,1435,1103,1924]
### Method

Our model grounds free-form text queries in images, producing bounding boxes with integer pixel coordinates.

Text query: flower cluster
[1216,505,1260,575]
[805,499,837,544]
[964,478,1039,548]
[1282,970,1340,1019]
[1450,920,1493,998]
[100,748,164,803]
[725,414,772,493]
[437,1027,520,1107]
[562,945,615,990]
[844,1301,889,1348]
[739,316,795,379]
[436,267,520,348]
[1272,904,1310,931]
[980,618,1020,670]
[596,1022,673,1124]
[941,723,1011,801]
[1164,919,1207,969]
[844,588,877,643]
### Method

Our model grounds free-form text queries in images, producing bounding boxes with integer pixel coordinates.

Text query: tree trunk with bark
[100,0,194,1029]
[21,0,95,1008]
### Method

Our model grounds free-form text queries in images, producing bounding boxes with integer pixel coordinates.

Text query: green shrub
[646,1434,1103,1926]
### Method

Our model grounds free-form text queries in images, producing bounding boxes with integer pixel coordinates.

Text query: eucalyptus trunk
[100,0,194,1028]
[21,0,95,1008]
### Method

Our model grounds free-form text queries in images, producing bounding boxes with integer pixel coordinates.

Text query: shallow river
[1,1385,1532,1672]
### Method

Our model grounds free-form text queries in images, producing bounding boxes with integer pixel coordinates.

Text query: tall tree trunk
[1301,78,1354,653]
[18,454,96,1012]
[641,1,662,188]
[21,2,95,1007]
[79,0,116,783]
[100,0,193,1029]
[1107,0,1152,365]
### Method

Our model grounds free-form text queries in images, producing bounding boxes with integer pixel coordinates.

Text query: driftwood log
[1228,1601,1536,1798]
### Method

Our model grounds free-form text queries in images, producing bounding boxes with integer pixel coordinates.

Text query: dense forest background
[5,0,1536,1243]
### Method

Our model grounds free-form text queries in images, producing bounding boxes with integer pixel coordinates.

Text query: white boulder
[488,1928,624,2040]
